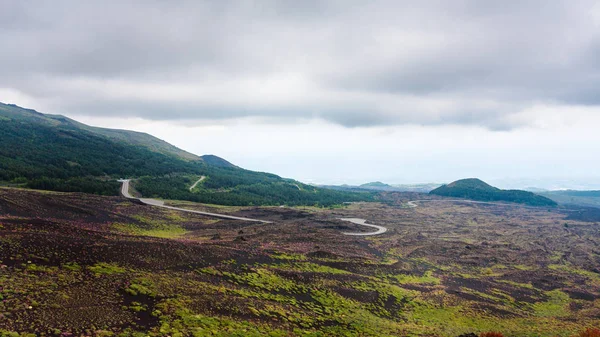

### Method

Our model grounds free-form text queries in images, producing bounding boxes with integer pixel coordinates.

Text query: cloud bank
[1,0,599,129]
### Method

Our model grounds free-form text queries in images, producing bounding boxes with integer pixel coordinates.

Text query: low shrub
[575,328,600,337]
[480,333,504,337]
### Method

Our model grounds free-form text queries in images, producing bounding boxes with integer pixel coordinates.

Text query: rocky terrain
[1,187,599,336]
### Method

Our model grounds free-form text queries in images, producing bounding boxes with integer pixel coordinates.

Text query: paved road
[119,179,135,198]
[118,179,271,223]
[339,218,387,236]
[189,176,206,191]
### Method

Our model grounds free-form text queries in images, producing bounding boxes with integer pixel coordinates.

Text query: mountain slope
[200,154,236,168]
[0,102,372,206]
[0,116,204,194]
[0,102,201,161]
[430,178,557,206]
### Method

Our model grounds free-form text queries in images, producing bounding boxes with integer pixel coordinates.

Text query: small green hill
[357,181,400,192]
[360,181,391,188]
[430,178,557,206]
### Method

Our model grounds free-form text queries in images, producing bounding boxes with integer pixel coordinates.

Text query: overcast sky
[2,1,600,188]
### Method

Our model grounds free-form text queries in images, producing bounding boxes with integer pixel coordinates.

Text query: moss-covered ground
[0,187,599,336]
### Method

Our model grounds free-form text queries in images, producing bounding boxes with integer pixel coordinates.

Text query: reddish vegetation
[480,333,504,337]
[575,328,600,337]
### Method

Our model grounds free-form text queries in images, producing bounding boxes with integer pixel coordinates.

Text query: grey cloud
[0,0,599,130]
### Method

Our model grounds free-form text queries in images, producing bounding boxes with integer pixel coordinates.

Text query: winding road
[340,198,533,236]
[118,179,271,223]
[339,218,388,236]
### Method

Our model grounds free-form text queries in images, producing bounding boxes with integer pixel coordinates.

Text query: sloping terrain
[430,178,557,207]
[541,190,600,208]
[1,187,599,336]
[0,103,371,206]
[0,102,201,161]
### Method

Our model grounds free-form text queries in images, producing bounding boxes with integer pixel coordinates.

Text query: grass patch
[531,289,570,317]
[112,221,188,239]
[394,270,440,285]
[272,252,307,261]
[273,262,349,274]
[89,262,126,275]
[125,277,157,297]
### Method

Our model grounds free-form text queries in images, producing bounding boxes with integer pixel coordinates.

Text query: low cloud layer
[1,0,599,129]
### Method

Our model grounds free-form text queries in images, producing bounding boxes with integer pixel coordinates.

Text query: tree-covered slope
[0,118,204,194]
[134,173,373,206]
[0,102,372,206]
[0,102,202,161]
[199,154,236,168]
[430,178,557,206]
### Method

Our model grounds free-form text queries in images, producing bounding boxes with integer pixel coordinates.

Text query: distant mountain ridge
[430,178,557,207]
[540,190,600,208]
[322,182,441,193]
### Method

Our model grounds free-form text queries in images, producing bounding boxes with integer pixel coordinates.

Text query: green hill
[0,102,372,206]
[430,178,557,206]
[358,181,399,191]
[360,181,391,188]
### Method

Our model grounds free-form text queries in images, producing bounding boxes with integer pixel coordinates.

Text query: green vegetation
[88,262,127,275]
[134,174,374,207]
[0,102,200,161]
[541,190,600,208]
[272,262,350,274]
[0,119,202,190]
[0,102,373,206]
[1,185,598,336]
[430,178,557,206]
[393,270,441,285]
[532,290,570,317]
[112,222,188,239]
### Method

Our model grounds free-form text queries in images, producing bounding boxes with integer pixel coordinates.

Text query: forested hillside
[135,174,373,206]
[0,102,372,206]
[0,102,201,161]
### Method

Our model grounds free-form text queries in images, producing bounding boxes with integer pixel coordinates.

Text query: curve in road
[118,179,271,223]
[339,218,387,236]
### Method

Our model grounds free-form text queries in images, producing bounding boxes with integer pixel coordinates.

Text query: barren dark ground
[1,188,599,336]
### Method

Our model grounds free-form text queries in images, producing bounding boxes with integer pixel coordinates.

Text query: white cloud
[3,0,600,187]
[1,0,600,130]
